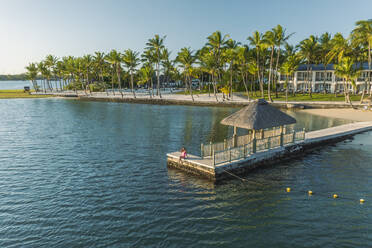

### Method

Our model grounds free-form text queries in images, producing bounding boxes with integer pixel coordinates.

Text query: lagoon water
[0,81,32,90]
[0,98,371,247]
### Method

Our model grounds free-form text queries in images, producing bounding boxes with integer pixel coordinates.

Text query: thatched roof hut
[221,99,296,131]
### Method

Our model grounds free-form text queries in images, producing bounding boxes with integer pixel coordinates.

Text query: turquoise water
[0,98,371,247]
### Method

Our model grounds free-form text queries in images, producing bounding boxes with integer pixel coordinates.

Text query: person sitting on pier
[179,147,187,162]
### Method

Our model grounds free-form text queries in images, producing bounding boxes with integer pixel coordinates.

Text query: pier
[167,99,372,181]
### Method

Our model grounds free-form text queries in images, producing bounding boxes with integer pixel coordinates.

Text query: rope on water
[220,168,247,182]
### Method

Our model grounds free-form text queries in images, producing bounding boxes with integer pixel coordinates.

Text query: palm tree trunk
[131,73,136,98]
[188,76,194,102]
[156,63,162,98]
[111,70,115,96]
[241,71,249,100]
[274,46,281,98]
[117,69,123,98]
[230,62,233,100]
[267,46,274,102]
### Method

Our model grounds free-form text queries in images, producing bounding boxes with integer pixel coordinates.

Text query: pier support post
[201,143,204,159]
[302,128,306,140]
[233,126,237,148]
[292,131,296,143]
[212,149,215,167]
[280,125,284,147]
[252,129,257,153]
[210,141,213,156]
[229,147,231,162]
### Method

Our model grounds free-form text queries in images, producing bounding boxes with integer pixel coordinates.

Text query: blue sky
[0,0,371,74]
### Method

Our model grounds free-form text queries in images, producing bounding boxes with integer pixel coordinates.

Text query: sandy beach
[302,108,372,121]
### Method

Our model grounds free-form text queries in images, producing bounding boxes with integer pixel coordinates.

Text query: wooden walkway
[167,121,372,180]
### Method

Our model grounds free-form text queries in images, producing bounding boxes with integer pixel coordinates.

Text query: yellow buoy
[360,199,365,204]
[333,194,338,199]
[308,190,313,195]
[286,187,291,192]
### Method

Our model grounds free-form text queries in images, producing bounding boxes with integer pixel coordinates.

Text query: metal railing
[201,127,286,157]
[210,129,306,166]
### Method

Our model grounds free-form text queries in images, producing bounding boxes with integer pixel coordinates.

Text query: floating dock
[167,122,372,181]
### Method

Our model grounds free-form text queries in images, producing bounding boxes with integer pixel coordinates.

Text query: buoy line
[285,188,366,203]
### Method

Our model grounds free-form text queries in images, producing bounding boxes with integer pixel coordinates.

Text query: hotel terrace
[278,63,372,94]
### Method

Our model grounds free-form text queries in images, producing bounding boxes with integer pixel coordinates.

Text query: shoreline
[69,92,371,110]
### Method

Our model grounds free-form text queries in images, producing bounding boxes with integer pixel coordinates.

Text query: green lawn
[0,90,53,99]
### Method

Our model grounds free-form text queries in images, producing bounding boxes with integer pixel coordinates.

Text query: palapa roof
[220,99,296,130]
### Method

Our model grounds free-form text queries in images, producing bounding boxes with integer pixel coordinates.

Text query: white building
[278,63,372,93]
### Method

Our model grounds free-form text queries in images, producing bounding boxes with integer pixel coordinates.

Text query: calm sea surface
[0,81,32,90]
[0,98,371,247]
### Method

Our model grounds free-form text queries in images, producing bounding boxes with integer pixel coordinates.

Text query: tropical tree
[299,35,320,98]
[206,31,229,101]
[93,52,108,94]
[319,32,332,94]
[176,47,197,101]
[352,19,372,98]
[334,56,361,107]
[236,45,251,100]
[280,54,301,103]
[248,31,265,97]
[123,49,140,98]
[273,25,293,98]
[138,64,154,98]
[263,30,276,101]
[106,49,123,97]
[25,63,39,91]
[224,39,240,99]
[146,34,166,98]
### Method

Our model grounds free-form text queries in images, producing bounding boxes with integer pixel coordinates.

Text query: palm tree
[138,65,154,98]
[273,25,294,98]
[146,34,166,98]
[198,47,218,99]
[206,31,229,101]
[176,47,197,102]
[299,35,320,98]
[44,55,58,91]
[248,31,265,97]
[280,54,301,103]
[263,30,276,102]
[236,45,250,100]
[25,63,39,92]
[93,52,108,95]
[225,39,240,99]
[82,54,93,94]
[122,49,140,98]
[105,49,123,97]
[334,56,361,107]
[352,19,372,98]
[141,49,156,97]
[319,32,332,94]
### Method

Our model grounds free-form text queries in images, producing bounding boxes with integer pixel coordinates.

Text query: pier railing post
[292,131,296,143]
[224,139,227,150]
[229,147,231,162]
[201,143,204,159]
[280,125,284,147]
[212,149,215,167]
[252,138,256,153]
[267,137,271,149]
[243,144,246,158]
[302,128,306,140]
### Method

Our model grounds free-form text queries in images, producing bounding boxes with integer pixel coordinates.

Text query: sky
[0,0,371,74]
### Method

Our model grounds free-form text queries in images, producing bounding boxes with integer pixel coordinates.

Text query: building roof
[220,99,296,130]
[297,62,371,71]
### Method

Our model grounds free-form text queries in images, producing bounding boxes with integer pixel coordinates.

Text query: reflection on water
[0,98,370,247]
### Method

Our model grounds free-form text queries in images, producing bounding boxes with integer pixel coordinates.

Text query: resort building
[278,63,372,94]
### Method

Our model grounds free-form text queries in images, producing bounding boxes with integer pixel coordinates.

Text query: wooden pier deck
[167,121,372,181]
